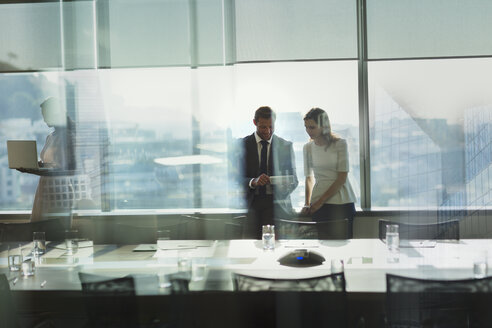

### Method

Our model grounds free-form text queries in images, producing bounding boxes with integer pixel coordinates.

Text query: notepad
[156,240,214,250]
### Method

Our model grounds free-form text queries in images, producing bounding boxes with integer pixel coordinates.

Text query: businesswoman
[301,108,357,237]
[18,97,76,222]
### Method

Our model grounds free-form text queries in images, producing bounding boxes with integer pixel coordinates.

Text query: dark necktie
[259,140,268,196]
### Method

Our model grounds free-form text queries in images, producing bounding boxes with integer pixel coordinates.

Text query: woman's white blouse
[303,139,357,205]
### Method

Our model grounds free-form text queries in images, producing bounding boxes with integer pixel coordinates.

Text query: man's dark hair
[254,106,276,122]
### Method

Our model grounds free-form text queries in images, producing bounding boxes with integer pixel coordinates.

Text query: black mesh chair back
[233,272,346,292]
[317,219,350,239]
[378,219,459,240]
[0,274,17,328]
[79,272,138,328]
[386,274,492,328]
[0,218,65,242]
[276,218,349,240]
[232,272,347,328]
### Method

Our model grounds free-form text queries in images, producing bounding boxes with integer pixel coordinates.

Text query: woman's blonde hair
[303,107,339,149]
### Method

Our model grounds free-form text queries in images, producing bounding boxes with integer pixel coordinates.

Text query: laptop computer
[7,140,45,170]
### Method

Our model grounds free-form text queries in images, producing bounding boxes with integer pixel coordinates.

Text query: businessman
[242,106,298,238]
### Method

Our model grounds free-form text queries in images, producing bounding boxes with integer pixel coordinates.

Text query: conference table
[1,238,490,327]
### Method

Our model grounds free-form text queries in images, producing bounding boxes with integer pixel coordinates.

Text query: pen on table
[40,280,47,288]
[11,277,18,285]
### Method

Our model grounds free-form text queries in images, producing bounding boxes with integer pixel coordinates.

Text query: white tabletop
[1,239,490,293]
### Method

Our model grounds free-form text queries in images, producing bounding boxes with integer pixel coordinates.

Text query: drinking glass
[178,250,192,280]
[386,224,399,263]
[33,231,46,255]
[473,250,488,278]
[21,247,35,276]
[262,225,275,250]
[158,272,171,289]
[156,230,171,250]
[65,229,79,255]
[192,258,207,281]
[8,244,22,272]
[330,259,344,274]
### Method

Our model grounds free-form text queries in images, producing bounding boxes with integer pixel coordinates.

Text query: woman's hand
[308,200,323,214]
[300,205,310,215]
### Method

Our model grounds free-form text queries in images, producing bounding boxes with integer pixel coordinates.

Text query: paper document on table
[156,240,215,250]
[400,240,437,248]
[133,244,157,252]
[50,240,93,250]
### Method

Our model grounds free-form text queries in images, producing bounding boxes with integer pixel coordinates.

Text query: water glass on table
[262,225,275,250]
[192,258,207,281]
[33,231,46,256]
[178,250,192,280]
[473,250,488,278]
[330,259,344,274]
[386,224,399,263]
[8,244,22,272]
[156,230,171,250]
[21,247,35,277]
[65,229,79,255]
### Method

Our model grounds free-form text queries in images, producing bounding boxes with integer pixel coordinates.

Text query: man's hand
[252,173,270,188]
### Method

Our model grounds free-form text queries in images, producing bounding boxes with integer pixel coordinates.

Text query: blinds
[235,0,358,62]
[0,3,61,72]
[367,0,492,59]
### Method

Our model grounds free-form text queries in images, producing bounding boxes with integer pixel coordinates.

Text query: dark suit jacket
[242,133,299,217]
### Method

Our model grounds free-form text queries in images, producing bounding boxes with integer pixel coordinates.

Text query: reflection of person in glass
[242,106,298,238]
[17,97,76,222]
[301,108,356,237]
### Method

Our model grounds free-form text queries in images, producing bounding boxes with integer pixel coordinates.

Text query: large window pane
[229,61,360,209]
[367,0,492,59]
[369,58,492,215]
[0,60,360,213]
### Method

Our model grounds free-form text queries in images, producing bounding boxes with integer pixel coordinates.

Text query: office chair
[0,274,17,328]
[233,272,346,292]
[378,219,460,240]
[1,273,60,328]
[276,218,350,240]
[78,272,138,328]
[385,274,492,328]
[317,219,350,239]
[0,218,65,242]
[232,272,347,328]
